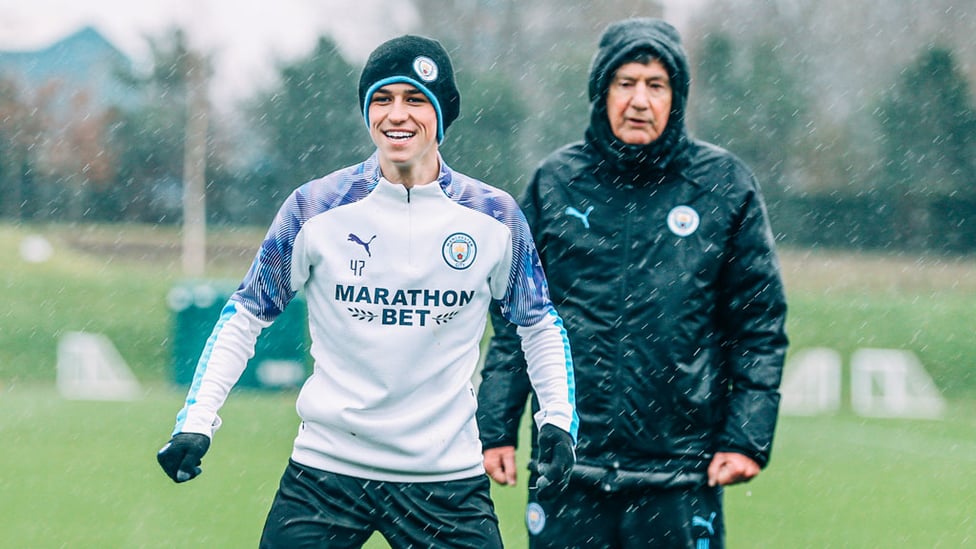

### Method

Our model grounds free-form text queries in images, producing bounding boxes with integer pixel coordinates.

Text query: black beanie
[358,35,460,142]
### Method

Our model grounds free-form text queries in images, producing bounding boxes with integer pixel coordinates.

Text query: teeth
[385,131,413,139]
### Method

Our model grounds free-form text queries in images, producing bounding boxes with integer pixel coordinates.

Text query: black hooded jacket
[477,18,788,490]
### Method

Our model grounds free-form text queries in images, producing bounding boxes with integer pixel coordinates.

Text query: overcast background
[0,0,704,105]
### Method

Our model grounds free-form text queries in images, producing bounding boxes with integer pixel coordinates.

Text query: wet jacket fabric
[476,18,788,489]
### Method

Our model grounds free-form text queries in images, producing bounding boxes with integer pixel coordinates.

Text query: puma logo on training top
[348,233,377,257]
[565,206,594,229]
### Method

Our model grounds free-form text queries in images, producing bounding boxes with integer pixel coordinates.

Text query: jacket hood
[585,18,691,181]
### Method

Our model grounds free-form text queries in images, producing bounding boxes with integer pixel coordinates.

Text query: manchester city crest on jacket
[667,205,700,237]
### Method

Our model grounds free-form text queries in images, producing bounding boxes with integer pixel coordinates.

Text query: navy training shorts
[526,477,724,549]
[259,459,503,548]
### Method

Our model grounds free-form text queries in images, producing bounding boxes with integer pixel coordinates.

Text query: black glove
[157,433,211,483]
[533,424,575,501]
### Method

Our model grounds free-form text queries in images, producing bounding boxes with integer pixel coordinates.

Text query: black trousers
[260,459,503,549]
[526,479,724,549]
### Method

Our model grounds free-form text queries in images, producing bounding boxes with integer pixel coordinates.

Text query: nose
[630,83,651,109]
[388,97,409,122]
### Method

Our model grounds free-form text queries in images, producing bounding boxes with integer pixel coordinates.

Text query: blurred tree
[246,36,369,209]
[0,77,29,219]
[524,51,592,175]
[689,32,809,199]
[0,78,54,221]
[108,28,201,223]
[685,0,976,252]
[43,90,121,221]
[877,47,976,197]
[876,46,976,250]
[439,69,528,197]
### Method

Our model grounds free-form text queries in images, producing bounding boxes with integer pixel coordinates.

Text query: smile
[384,130,415,141]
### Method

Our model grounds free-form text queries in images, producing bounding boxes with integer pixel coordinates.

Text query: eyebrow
[375,86,425,95]
[615,73,669,82]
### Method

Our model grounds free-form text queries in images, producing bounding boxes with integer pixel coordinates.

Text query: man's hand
[533,424,575,501]
[484,446,518,486]
[157,433,211,483]
[707,452,760,487]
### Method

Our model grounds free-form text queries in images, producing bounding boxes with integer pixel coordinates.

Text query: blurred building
[0,27,146,222]
[0,26,140,116]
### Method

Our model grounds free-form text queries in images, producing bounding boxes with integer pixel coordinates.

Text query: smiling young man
[156,34,577,549]
[368,83,439,184]
[478,18,788,549]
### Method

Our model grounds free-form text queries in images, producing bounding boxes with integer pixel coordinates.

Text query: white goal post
[56,331,142,401]
[779,347,842,415]
[850,348,946,419]
[780,347,946,419]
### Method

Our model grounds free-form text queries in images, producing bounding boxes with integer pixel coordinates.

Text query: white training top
[172,153,577,482]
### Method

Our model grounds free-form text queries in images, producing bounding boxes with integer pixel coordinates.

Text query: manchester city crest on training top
[442,232,477,270]
[667,205,700,237]
[413,56,438,82]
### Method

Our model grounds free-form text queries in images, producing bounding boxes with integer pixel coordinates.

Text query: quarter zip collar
[375,176,449,205]
[365,150,455,196]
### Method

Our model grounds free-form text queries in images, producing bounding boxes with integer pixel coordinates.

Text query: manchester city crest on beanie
[358,35,460,142]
